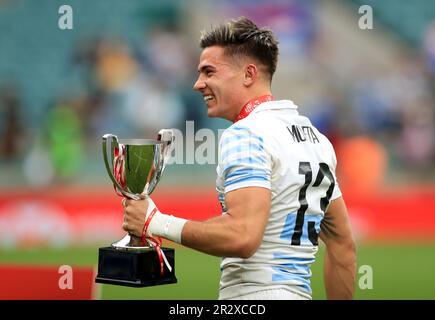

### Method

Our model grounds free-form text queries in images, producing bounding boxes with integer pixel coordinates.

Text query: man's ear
[243,64,258,87]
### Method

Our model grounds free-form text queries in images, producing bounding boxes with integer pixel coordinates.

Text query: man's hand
[122,196,159,238]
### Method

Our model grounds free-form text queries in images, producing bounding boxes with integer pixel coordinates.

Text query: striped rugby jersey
[216,99,342,299]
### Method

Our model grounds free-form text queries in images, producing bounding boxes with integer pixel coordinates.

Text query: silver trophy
[95,130,177,287]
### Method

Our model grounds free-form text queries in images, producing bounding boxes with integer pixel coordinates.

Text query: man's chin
[207,107,218,118]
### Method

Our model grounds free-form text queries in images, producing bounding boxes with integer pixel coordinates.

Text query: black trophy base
[95,246,177,287]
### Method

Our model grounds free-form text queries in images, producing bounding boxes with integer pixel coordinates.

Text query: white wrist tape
[149,211,187,244]
[145,196,187,243]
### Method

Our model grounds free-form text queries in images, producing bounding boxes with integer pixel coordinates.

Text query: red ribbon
[142,207,165,277]
[113,145,126,197]
[234,94,274,123]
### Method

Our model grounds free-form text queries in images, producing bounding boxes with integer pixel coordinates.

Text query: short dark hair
[199,17,279,80]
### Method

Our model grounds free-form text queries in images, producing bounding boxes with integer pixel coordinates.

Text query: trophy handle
[144,129,174,193]
[102,134,141,200]
[158,129,174,172]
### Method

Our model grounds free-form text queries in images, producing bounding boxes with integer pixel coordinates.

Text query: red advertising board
[0,264,98,299]
[0,186,434,246]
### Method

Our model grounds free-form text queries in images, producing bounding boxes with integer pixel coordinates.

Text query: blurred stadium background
[0,0,434,299]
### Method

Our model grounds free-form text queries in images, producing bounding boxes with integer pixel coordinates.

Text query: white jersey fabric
[216,99,342,300]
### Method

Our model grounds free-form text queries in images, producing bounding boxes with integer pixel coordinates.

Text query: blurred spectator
[135,23,202,129]
[219,0,316,58]
[43,99,85,183]
[0,85,25,161]
[423,21,435,99]
[423,21,435,76]
[138,24,193,87]
[73,33,192,139]
[337,135,388,195]
[72,37,102,93]
[399,97,435,169]
[95,39,138,93]
[122,74,186,137]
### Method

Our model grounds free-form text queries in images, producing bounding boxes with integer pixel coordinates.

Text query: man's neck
[233,86,271,115]
[232,90,274,123]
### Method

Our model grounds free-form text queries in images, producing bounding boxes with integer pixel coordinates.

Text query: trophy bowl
[95,130,177,287]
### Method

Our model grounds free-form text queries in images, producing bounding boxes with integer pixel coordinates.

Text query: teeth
[204,95,214,102]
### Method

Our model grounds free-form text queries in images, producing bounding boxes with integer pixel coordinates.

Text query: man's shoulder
[222,116,262,135]
[220,117,272,146]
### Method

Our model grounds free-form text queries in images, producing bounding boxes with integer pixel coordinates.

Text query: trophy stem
[129,235,143,247]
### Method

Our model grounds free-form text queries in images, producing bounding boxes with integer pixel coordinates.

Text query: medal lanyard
[233,94,274,123]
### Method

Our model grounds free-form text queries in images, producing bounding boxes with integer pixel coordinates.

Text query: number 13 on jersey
[280,162,335,246]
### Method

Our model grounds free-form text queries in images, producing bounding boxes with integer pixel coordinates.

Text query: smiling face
[193,46,247,121]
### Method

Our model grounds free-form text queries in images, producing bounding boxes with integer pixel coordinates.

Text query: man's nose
[193,77,206,91]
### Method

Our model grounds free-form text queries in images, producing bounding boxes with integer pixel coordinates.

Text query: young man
[122,17,356,300]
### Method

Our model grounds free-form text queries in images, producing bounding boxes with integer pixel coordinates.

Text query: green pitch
[1,242,434,299]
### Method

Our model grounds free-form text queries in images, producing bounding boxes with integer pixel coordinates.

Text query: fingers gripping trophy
[95,129,177,287]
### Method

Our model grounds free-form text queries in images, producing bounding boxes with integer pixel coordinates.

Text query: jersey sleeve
[219,125,272,193]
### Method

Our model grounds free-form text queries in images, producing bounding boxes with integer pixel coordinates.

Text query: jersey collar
[251,99,298,114]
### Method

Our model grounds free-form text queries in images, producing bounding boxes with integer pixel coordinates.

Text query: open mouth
[204,95,214,103]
